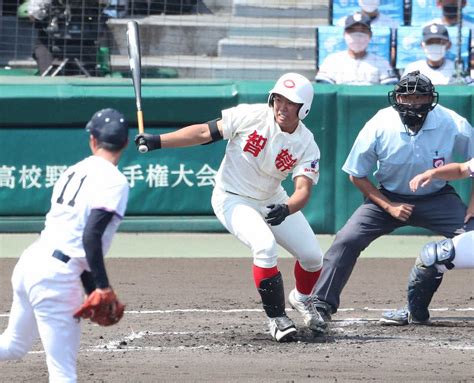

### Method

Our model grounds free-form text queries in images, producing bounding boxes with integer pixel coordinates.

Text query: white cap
[268,73,314,120]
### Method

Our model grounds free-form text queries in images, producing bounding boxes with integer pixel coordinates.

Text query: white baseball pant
[451,231,474,269]
[0,240,86,383]
[211,187,323,271]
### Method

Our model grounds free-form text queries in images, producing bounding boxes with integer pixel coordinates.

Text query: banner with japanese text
[0,127,226,216]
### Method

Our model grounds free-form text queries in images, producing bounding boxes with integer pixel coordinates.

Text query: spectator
[336,0,399,28]
[425,0,474,80]
[402,23,471,84]
[27,0,105,76]
[316,13,398,85]
[27,0,54,75]
[427,0,474,28]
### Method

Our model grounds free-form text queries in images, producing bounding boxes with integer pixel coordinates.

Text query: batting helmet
[86,108,128,148]
[388,71,438,130]
[268,73,314,120]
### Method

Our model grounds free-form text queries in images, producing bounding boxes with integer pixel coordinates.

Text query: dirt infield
[1,257,473,382]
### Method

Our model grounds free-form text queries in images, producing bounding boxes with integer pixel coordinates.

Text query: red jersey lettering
[243,130,267,157]
[275,149,297,171]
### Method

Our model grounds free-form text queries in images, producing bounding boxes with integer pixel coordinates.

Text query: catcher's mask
[268,72,314,120]
[388,70,438,135]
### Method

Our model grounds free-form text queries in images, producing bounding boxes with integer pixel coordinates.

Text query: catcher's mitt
[73,288,125,326]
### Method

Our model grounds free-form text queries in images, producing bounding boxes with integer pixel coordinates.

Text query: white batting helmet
[268,73,314,120]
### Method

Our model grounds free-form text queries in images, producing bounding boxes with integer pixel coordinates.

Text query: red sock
[294,261,321,295]
[253,264,279,288]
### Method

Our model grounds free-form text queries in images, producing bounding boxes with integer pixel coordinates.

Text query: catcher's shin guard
[257,272,286,318]
[407,262,443,322]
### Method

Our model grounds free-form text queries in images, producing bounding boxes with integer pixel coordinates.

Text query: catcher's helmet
[268,73,314,120]
[388,71,438,130]
[86,108,128,147]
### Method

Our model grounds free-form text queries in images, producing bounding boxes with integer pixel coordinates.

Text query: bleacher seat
[410,0,474,27]
[395,26,471,71]
[331,0,404,26]
[316,26,392,68]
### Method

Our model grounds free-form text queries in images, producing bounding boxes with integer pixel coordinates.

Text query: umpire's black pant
[315,184,474,313]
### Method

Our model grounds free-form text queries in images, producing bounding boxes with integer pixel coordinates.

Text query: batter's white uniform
[211,103,323,271]
[315,50,397,85]
[0,155,129,382]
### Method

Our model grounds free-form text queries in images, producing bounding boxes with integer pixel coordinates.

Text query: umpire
[313,71,474,325]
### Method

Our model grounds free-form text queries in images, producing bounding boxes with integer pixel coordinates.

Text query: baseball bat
[126,20,148,153]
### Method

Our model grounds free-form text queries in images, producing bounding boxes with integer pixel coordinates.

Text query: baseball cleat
[268,315,297,342]
[380,308,409,325]
[288,289,327,333]
[379,308,430,326]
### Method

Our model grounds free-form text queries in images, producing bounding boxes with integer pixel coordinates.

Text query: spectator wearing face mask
[316,13,399,85]
[428,0,474,28]
[336,0,400,28]
[426,0,474,74]
[402,23,471,85]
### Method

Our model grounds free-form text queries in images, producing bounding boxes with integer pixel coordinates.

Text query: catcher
[382,158,474,325]
[0,108,129,381]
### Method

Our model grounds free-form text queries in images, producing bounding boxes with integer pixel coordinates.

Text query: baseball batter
[381,158,474,325]
[312,71,474,327]
[135,73,325,342]
[0,109,129,382]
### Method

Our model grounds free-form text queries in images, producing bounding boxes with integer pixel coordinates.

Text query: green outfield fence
[0,77,472,233]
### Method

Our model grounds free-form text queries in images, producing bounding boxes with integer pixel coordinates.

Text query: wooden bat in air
[126,20,148,153]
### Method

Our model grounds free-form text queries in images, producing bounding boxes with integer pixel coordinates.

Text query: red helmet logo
[283,79,296,88]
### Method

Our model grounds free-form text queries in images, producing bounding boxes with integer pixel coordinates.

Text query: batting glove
[265,204,290,226]
[134,133,161,151]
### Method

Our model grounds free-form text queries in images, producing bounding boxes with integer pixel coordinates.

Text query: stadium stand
[3,0,330,80]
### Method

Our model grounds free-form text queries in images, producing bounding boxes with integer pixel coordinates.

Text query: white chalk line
[3,306,473,354]
[2,307,474,318]
[24,320,474,356]
[124,307,474,314]
[31,326,474,354]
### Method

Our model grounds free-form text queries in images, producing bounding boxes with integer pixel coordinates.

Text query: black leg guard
[257,272,286,318]
[407,262,443,322]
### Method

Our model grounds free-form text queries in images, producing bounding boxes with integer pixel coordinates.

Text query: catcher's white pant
[0,240,86,383]
[451,231,474,269]
[211,187,323,271]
